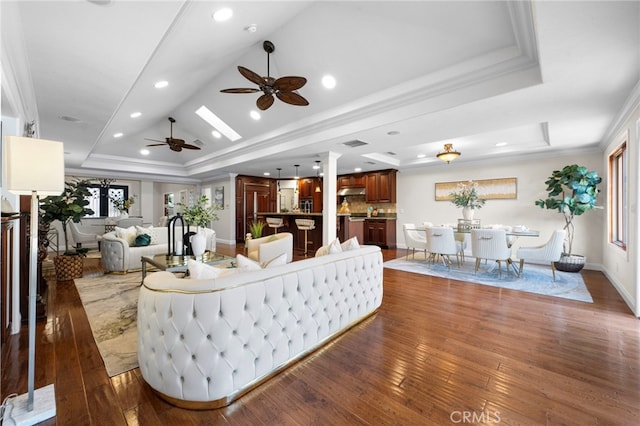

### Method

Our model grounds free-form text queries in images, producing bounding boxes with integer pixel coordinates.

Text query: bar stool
[266,217,284,234]
[295,219,315,257]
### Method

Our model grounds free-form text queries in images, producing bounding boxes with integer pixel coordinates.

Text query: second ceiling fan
[145,117,201,152]
[221,40,309,111]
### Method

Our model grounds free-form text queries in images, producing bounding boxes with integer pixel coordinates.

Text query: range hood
[338,187,366,196]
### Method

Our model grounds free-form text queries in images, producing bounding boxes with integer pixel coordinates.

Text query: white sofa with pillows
[101,225,216,273]
[137,239,382,409]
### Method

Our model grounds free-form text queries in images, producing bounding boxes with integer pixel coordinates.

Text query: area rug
[74,273,142,377]
[383,256,593,303]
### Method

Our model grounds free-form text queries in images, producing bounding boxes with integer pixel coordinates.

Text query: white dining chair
[425,226,464,269]
[403,223,428,259]
[516,230,566,281]
[471,229,515,278]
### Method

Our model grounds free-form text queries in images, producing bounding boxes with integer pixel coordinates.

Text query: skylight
[195,106,242,142]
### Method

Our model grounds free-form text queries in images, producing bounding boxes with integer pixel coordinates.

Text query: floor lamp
[2,136,63,425]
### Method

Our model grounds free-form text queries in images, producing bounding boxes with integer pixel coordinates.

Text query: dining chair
[425,226,464,269]
[471,229,516,278]
[402,223,428,259]
[116,217,144,228]
[516,230,566,281]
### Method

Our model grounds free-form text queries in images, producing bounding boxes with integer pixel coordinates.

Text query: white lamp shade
[3,135,65,196]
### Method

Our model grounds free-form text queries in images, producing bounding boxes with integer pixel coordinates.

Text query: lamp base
[2,384,56,426]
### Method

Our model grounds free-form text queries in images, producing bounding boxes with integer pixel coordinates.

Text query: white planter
[462,207,475,220]
[191,228,206,258]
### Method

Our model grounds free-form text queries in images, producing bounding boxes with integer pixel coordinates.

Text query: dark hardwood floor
[2,246,639,425]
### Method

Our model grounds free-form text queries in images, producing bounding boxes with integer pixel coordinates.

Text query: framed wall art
[435,178,517,201]
[214,186,224,209]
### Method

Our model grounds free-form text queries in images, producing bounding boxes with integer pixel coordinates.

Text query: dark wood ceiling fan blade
[182,144,201,150]
[238,66,264,86]
[170,145,182,152]
[144,137,165,143]
[146,143,167,147]
[276,91,309,106]
[274,76,307,92]
[257,94,275,110]
[220,88,260,94]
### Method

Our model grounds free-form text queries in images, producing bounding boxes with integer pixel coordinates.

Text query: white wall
[601,99,639,316]
[397,150,605,268]
[201,174,236,245]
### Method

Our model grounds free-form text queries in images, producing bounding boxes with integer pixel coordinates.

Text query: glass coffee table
[141,251,234,282]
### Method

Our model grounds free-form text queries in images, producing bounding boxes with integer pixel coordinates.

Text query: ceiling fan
[220,40,309,111]
[145,117,201,152]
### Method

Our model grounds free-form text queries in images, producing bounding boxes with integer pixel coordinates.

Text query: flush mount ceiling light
[436,143,461,164]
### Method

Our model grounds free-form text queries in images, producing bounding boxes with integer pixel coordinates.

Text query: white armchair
[247,232,293,264]
[68,221,100,249]
[471,229,515,278]
[425,226,464,268]
[402,223,427,259]
[516,230,566,281]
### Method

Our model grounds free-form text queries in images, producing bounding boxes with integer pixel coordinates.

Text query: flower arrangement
[110,195,135,213]
[177,195,219,228]
[449,180,486,209]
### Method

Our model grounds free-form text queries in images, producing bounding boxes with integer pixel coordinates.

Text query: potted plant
[535,164,602,272]
[249,221,265,239]
[449,180,486,220]
[177,195,219,256]
[40,178,95,280]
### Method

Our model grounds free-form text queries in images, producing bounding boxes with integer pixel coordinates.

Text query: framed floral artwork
[435,178,517,201]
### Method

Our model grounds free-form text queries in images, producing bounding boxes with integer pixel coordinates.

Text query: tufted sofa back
[137,245,383,408]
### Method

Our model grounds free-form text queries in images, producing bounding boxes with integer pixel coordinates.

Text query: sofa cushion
[237,253,287,271]
[315,238,342,257]
[340,236,360,251]
[134,233,151,247]
[115,226,137,246]
[187,259,236,280]
[135,225,165,245]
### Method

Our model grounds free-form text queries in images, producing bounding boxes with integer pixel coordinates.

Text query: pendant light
[294,164,300,179]
[436,143,461,164]
[276,168,282,195]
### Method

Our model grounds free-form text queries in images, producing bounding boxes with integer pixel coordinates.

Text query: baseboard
[601,265,637,317]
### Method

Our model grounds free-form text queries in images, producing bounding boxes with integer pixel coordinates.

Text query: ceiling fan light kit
[221,40,309,111]
[437,143,461,164]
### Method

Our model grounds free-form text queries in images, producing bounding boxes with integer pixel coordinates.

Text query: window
[85,184,129,217]
[609,142,627,249]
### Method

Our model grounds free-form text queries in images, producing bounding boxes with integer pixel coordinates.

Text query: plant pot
[54,255,83,281]
[462,207,475,221]
[191,228,206,258]
[554,254,585,273]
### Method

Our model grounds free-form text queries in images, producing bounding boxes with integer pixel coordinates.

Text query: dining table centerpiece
[110,194,135,218]
[449,180,486,220]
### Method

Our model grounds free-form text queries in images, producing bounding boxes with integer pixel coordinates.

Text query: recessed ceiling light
[213,7,233,22]
[322,75,336,89]
[154,80,168,89]
[263,172,271,176]
[387,130,400,136]
[130,112,141,118]
[212,130,222,139]
[250,110,261,120]
[417,154,426,158]
[113,132,123,138]
[140,149,150,155]
[245,24,257,33]
[195,105,242,141]
[354,167,362,172]
[496,142,508,147]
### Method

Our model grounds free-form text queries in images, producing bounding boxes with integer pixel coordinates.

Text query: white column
[322,152,342,246]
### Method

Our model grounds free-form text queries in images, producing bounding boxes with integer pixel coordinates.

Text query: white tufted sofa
[137,245,383,409]
[101,227,216,273]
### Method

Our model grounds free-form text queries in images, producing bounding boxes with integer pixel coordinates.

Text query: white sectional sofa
[101,226,216,273]
[137,244,383,408]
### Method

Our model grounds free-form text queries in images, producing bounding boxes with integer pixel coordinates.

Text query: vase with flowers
[177,195,219,257]
[110,194,135,217]
[449,180,486,220]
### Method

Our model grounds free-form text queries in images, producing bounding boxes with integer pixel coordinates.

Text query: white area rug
[384,255,593,303]
[74,273,142,377]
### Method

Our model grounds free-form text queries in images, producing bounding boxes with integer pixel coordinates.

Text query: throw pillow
[315,238,342,257]
[236,254,262,271]
[115,226,137,246]
[340,236,360,251]
[262,252,287,268]
[187,259,236,280]
[136,225,164,245]
[134,233,151,247]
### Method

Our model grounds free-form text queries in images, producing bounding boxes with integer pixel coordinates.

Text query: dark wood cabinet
[365,169,397,203]
[299,178,314,198]
[364,219,396,248]
[337,174,365,189]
